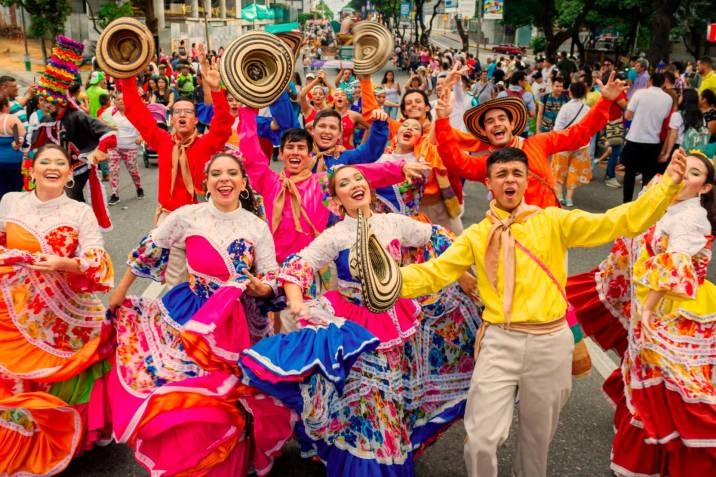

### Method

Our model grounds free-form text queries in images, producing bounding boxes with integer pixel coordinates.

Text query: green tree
[0,0,72,61]
[97,1,134,30]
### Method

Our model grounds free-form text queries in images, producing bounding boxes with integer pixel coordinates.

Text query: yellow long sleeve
[400,174,682,325]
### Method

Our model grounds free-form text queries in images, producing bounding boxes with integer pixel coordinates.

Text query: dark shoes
[137,188,144,199]
[108,194,120,206]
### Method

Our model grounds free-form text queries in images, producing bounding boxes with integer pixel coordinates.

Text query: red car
[492,43,526,55]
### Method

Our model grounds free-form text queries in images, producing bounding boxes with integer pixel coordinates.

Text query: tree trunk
[645,0,680,67]
[40,36,48,64]
[422,0,443,46]
[455,14,469,52]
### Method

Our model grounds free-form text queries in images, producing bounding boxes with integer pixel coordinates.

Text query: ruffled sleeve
[127,234,170,282]
[278,253,315,291]
[635,251,700,299]
[635,205,712,300]
[69,206,113,292]
[278,225,342,292]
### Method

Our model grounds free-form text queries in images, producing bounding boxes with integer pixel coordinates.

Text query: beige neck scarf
[484,199,540,325]
[271,169,319,236]
[170,130,199,198]
[312,144,345,173]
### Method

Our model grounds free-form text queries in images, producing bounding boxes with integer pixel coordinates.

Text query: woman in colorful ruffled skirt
[567,150,716,476]
[240,165,482,477]
[107,153,294,476]
[0,144,114,476]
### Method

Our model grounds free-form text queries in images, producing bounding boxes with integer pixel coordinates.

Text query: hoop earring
[65,178,76,189]
[240,189,249,199]
[205,191,211,199]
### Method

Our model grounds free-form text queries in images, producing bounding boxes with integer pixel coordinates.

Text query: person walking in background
[381,70,402,119]
[551,81,591,207]
[621,72,673,202]
[102,91,144,206]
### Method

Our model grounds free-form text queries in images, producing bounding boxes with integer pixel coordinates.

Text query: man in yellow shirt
[697,56,716,95]
[401,147,687,477]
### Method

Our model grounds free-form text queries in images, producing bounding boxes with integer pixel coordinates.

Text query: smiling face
[31,147,72,199]
[206,155,246,212]
[402,91,430,120]
[280,139,312,175]
[396,119,422,150]
[312,115,341,150]
[333,89,348,108]
[481,108,515,147]
[171,100,198,137]
[485,160,528,212]
[331,166,372,216]
[676,155,713,202]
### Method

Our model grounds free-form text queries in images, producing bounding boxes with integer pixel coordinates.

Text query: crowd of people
[0,19,714,477]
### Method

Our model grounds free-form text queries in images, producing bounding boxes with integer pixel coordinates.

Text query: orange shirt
[435,97,612,208]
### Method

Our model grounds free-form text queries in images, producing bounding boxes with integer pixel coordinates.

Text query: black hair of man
[313,109,342,129]
[569,80,587,99]
[280,128,314,151]
[486,146,528,176]
[651,72,666,88]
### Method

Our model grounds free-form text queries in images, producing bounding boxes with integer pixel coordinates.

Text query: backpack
[681,124,712,156]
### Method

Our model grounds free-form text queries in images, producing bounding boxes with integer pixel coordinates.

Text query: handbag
[604,118,624,147]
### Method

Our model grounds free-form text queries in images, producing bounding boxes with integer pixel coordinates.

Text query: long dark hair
[680,88,703,132]
[204,153,261,217]
[689,151,716,233]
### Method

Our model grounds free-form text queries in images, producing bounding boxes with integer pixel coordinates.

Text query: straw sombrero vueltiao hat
[95,17,154,79]
[352,21,394,76]
[463,96,528,143]
[349,210,403,313]
[219,31,295,109]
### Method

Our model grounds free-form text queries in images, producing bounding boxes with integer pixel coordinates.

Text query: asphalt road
[7,39,713,477]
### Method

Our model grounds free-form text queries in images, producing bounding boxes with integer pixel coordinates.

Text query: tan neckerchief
[271,169,319,236]
[484,199,540,325]
[170,130,199,198]
[312,144,345,173]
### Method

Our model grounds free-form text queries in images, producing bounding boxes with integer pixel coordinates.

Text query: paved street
[4,35,713,477]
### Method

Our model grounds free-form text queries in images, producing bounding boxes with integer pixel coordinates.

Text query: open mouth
[217,185,233,198]
[504,187,516,199]
[44,172,61,181]
[350,189,366,200]
[401,131,413,141]
[177,119,187,127]
[492,129,506,140]
[287,157,302,166]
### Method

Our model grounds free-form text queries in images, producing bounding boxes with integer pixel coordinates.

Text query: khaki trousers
[419,201,464,235]
[464,325,573,477]
[156,210,188,287]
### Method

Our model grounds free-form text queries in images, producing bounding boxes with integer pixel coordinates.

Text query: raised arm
[117,77,170,150]
[238,107,279,195]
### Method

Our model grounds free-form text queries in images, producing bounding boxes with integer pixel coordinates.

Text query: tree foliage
[0,0,71,38]
[97,1,135,30]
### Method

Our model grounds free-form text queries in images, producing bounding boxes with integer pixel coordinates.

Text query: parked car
[492,43,526,55]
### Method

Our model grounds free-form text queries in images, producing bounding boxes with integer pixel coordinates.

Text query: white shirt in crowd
[625,86,672,144]
[554,98,590,148]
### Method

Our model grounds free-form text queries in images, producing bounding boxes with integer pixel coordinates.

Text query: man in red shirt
[116,50,232,285]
